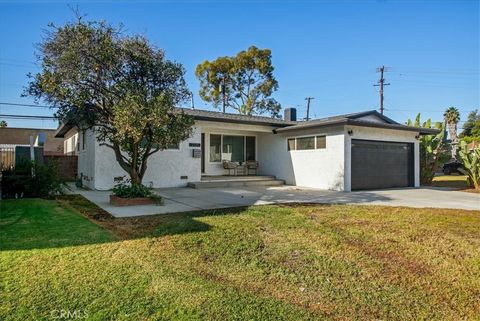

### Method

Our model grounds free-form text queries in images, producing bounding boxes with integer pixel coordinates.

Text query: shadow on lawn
[0,196,247,251]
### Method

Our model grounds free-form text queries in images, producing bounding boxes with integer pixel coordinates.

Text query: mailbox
[192,149,201,158]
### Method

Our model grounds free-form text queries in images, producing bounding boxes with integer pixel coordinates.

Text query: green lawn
[1,198,479,320]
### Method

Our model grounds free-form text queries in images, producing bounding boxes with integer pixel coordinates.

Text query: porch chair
[222,160,238,176]
[245,161,259,175]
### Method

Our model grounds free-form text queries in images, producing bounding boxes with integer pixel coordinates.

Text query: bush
[1,160,67,199]
[458,140,480,190]
[112,180,163,204]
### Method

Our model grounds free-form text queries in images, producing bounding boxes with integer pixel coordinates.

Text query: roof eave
[54,121,75,138]
[347,119,441,134]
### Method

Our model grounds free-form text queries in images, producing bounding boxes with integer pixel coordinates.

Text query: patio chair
[222,160,238,176]
[245,161,259,175]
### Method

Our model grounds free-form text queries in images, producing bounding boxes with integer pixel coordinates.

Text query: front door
[201,133,205,174]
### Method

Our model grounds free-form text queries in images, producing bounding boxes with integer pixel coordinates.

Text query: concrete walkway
[72,185,479,218]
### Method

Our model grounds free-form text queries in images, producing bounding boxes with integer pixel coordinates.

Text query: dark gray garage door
[351,139,414,190]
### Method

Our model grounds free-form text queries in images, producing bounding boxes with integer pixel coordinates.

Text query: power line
[0,114,57,120]
[0,102,56,109]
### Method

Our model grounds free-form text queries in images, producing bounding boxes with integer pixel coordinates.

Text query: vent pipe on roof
[284,108,297,122]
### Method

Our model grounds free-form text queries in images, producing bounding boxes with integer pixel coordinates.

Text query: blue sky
[0,0,478,129]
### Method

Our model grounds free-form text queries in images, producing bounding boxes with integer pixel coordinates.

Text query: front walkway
[72,185,479,218]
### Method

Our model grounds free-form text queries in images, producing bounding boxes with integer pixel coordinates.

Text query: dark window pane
[296,136,315,150]
[167,143,179,149]
[223,135,245,162]
[287,138,295,151]
[210,134,221,162]
[246,136,256,161]
[316,136,326,149]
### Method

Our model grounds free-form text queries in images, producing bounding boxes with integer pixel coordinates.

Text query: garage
[351,139,414,190]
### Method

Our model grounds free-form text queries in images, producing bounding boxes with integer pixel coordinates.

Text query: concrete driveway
[74,185,479,218]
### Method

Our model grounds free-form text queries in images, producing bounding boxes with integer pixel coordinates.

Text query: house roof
[55,108,439,137]
[274,110,440,135]
[176,108,295,126]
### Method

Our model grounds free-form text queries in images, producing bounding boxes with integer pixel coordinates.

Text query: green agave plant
[458,140,480,190]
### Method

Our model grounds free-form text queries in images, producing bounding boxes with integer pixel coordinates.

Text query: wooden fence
[43,155,78,180]
[0,145,16,170]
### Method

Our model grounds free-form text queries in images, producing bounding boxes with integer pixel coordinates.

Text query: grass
[431,174,470,189]
[1,198,479,320]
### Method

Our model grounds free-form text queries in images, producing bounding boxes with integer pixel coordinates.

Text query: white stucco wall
[77,129,96,189]
[63,128,78,155]
[343,125,420,192]
[258,125,346,191]
[91,126,202,190]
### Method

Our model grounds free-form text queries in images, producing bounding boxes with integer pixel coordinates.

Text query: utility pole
[190,92,195,109]
[373,66,390,115]
[305,97,314,121]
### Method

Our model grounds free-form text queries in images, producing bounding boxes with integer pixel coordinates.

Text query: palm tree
[444,106,460,159]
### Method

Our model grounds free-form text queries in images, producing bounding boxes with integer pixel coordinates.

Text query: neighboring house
[0,127,64,155]
[54,108,437,191]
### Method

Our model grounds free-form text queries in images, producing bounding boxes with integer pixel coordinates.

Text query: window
[246,136,256,161]
[72,136,77,152]
[210,134,256,162]
[223,135,244,162]
[166,143,180,150]
[316,136,326,149]
[82,131,86,150]
[287,138,296,151]
[296,136,315,150]
[210,134,221,162]
[288,135,326,151]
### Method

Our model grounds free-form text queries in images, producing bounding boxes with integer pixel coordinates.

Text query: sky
[0,0,478,130]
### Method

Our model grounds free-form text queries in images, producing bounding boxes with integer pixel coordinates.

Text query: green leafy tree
[458,140,480,190]
[26,18,194,185]
[406,113,447,184]
[460,110,480,142]
[0,120,7,127]
[443,106,461,159]
[196,46,281,116]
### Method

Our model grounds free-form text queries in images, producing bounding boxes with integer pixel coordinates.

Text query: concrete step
[188,177,285,189]
[201,175,276,182]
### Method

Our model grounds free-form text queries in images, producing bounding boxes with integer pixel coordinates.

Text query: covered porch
[198,121,273,177]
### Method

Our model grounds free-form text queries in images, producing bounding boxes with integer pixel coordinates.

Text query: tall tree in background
[460,109,480,142]
[196,46,281,117]
[443,107,461,159]
[26,18,194,185]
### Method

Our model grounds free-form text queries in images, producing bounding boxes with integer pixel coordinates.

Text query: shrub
[112,180,163,204]
[1,160,67,198]
[458,140,480,190]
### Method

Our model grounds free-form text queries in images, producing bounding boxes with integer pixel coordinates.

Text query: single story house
[55,108,437,192]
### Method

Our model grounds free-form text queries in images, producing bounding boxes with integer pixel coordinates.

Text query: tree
[0,120,7,128]
[406,113,447,184]
[195,46,281,117]
[460,109,480,142]
[26,18,194,185]
[443,106,461,159]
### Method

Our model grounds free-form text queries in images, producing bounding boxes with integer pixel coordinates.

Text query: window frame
[287,134,327,151]
[208,133,257,163]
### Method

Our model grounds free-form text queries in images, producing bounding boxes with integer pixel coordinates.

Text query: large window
[223,135,245,162]
[210,134,221,162]
[288,135,326,151]
[209,134,256,162]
